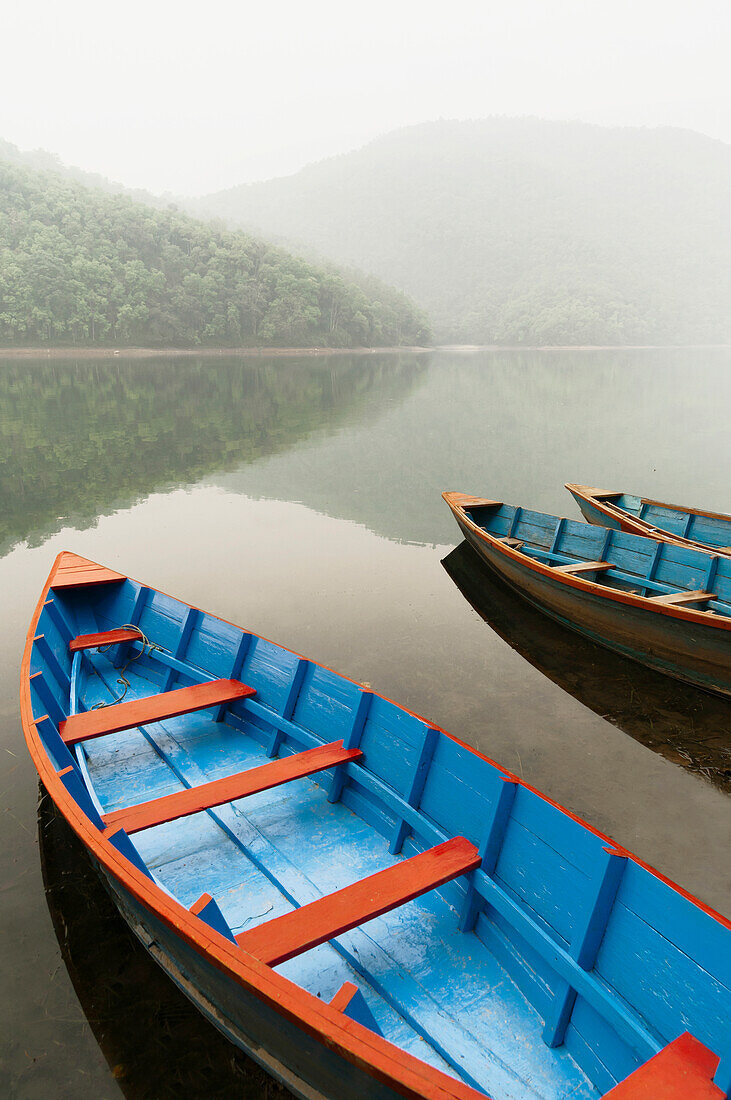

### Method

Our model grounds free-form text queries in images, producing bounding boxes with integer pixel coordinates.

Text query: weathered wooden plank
[29,670,65,726]
[553,561,612,574]
[190,892,237,943]
[114,585,151,667]
[59,679,255,745]
[459,777,517,933]
[649,590,713,606]
[50,552,126,589]
[267,657,309,758]
[550,517,566,553]
[542,849,627,1047]
[102,739,362,833]
[69,627,143,653]
[105,826,154,879]
[215,632,253,720]
[42,598,74,644]
[236,836,481,967]
[330,982,383,1035]
[33,634,70,693]
[163,607,200,692]
[602,1032,722,1098]
[328,689,373,803]
[389,725,439,854]
[507,507,523,538]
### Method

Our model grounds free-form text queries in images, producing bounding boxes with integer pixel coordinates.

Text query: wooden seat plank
[103,740,363,833]
[603,1032,722,1098]
[59,679,255,746]
[649,590,713,606]
[553,560,612,575]
[69,627,143,653]
[235,836,481,967]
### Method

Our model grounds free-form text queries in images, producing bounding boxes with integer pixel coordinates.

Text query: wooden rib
[330,981,360,1013]
[59,679,255,746]
[103,740,362,833]
[69,627,143,653]
[553,560,612,574]
[235,836,481,967]
[649,590,714,606]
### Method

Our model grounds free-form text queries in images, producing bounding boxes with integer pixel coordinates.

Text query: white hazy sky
[1,0,729,195]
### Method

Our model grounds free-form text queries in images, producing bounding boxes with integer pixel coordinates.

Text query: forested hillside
[194,119,731,345]
[0,157,429,347]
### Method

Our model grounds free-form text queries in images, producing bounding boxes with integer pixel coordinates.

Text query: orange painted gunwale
[443,492,731,634]
[21,552,731,1100]
[566,484,731,558]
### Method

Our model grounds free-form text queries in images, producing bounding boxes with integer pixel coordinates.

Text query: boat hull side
[456,520,731,697]
[96,859,406,1100]
[571,494,625,534]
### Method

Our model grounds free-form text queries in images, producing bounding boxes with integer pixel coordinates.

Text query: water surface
[1,349,729,1097]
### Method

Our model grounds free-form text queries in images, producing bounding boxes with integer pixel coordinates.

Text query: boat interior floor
[79,651,599,1100]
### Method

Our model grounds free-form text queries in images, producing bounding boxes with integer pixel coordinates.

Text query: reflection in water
[221,347,731,546]
[38,787,293,1100]
[0,354,424,556]
[443,542,731,792]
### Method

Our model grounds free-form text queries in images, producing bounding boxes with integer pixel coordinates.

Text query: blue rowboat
[23,553,731,1099]
[443,493,731,698]
[566,485,731,557]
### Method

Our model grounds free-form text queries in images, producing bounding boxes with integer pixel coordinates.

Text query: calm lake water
[1,348,729,1097]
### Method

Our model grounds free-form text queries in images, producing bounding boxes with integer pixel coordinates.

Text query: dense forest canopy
[0,154,430,347]
[193,118,731,346]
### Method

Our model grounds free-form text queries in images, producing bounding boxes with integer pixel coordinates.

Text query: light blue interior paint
[608,494,731,549]
[30,582,731,1099]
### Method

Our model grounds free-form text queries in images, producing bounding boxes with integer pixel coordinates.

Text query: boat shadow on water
[442,542,731,793]
[38,787,293,1100]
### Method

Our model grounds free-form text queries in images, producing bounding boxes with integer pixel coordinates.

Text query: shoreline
[0,343,729,360]
[0,345,431,360]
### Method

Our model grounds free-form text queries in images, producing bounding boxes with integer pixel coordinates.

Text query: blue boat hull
[456,516,731,696]
[572,497,624,532]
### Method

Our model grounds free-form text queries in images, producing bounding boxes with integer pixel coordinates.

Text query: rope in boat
[90,625,166,709]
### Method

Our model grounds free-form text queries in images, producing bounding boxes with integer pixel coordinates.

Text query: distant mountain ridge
[192,118,731,345]
[0,152,429,348]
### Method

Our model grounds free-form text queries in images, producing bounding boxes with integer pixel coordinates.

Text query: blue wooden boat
[566,485,731,557]
[443,493,731,698]
[23,553,731,1099]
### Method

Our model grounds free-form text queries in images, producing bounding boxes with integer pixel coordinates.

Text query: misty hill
[0,156,429,347]
[194,119,731,345]
[0,137,169,208]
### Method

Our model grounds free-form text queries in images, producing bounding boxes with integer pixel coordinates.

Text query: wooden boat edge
[565,484,731,557]
[442,492,731,634]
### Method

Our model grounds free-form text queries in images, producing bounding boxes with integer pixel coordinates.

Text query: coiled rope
[90,625,166,709]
